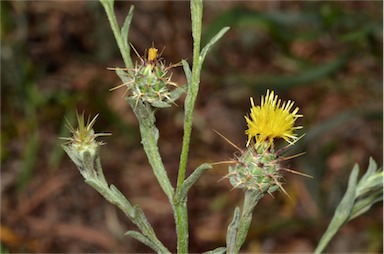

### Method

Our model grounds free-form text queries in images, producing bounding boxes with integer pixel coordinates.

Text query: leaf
[125,231,159,253]
[110,184,134,217]
[85,178,108,199]
[82,151,96,177]
[359,157,378,183]
[121,6,135,50]
[169,85,186,102]
[115,69,131,83]
[191,0,203,46]
[150,100,172,108]
[350,158,383,220]
[226,207,240,254]
[349,192,382,220]
[175,163,212,204]
[94,150,108,184]
[314,164,359,254]
[200,27,230,65]
[62,145,82,170]
[99,0,114,9]
[202,247,227,254]
[133,205,157,238]
[182,60,192,86]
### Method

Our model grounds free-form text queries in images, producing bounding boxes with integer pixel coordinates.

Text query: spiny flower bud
[228,143,283,195]
[111,46,183,108]
[61,112,110,179]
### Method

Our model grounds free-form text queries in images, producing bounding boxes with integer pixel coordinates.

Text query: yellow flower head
[245,90,302,147]
[148,47,158,62]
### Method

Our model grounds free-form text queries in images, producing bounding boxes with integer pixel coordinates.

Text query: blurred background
[1,1,382,253]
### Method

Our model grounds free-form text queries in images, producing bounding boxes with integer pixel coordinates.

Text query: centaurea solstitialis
[224,90,309,254]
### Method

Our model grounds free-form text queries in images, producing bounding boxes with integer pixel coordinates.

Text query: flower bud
[112,47,183,108]
[61,112,110,179]
[228,143,282,195]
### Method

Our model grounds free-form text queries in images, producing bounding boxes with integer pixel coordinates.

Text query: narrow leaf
[200,27,230,65]
[110,184,134,217]
[150,100,172,108]
[62,145,82,170]
[226,207,240,254]
[359,157,378,183]
[169,85,187,102]
[191,0,203,45]
[175,163,212,203]
[314,164,359,254]
[125,231,159,253]
[133,205,157,237]
[85,178,104,194]
[202,247,227,254]
[99,0,114,9]
[182,60,192,86]
[121,6,135,50]
[350,193,382,220]
[234,190,263,252]
[94,152,108,184]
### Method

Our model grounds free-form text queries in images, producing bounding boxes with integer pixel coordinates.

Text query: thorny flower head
[220,90,308,195]
[245,90,302,147]
[61,112,110,172]
[110,46,183,108]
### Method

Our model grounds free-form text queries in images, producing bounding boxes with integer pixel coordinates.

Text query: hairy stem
[234,190,264,253]
[100,0,133,69]
[175,1,203,253]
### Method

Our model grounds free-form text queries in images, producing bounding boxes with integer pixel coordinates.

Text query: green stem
[177,0,203,190]
[175,1,203,253]
[234,190,264,253]
[174,201,188,253]
[100,0,133,69]
[130,101,175,202]
[139,123,174,201]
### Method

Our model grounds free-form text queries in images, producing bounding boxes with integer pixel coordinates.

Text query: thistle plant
[60,0,383,253]
[110,46,182,108]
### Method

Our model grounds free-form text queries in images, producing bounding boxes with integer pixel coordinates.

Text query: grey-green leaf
[314,164,359,254]
[121,6,135,50]
[200,27,230,65]
[125,230,159,253]
[169,85,186,102]
[202,247,227,254]
[150,100,172,108]
[226,206,240,254]
[350,193,382,220]
[175,163,212,203]
[115,69,131,83]
[110,184,134,217]
[191,0,203,46]
[182,60,192,86]
[133,205,157,237]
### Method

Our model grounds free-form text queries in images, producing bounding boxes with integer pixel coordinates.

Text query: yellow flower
[147,47,158,62]
[245,90,302,147]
